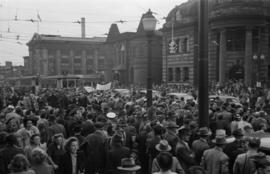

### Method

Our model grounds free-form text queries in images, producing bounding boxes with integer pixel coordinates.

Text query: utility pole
[198,0,209,127]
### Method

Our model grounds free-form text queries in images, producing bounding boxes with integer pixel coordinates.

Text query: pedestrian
[223,129,246,174]
[153,152,176,174]
[233,137,263,174]
[47,133,65,174]
[164,122,179,155]
[176,127,195,172]
[152,140,185,174]
[106,133,131,174]
[201,129,229,174]
[192,127,210,165]
[83,121,107,174]
[24,134,45,163]
[8,154,35,174]
[59,137,84,174]
[0,134,24,174]
[31,148,54,174]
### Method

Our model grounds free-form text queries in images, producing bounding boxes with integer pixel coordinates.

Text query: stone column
[56,50,61,75]
[94,49,98,72]
[56,79,62,88]
[219,29,226,85]
[29,50,33,75]
[35,49,40,75]
[43,49,48,75]
[82,49,87,75]
[244,27,253,87]
[70,50,74,74]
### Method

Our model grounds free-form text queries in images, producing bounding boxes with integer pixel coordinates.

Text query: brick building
[25,33,106,87]
[104,11,163,85]
[0,61,24,85]
[162,0,270,87]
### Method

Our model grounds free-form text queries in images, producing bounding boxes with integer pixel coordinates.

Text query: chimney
[81,17,85,38]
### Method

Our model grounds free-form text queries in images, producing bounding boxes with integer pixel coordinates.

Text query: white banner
[96,82,111,91]
[84,86,96,93]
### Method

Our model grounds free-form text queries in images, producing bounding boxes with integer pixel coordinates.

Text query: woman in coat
[31,148,54,174]
[58,137,83,174]
[8,154,35,174]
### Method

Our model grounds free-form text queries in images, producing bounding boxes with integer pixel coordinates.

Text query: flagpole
[37,21,39,33]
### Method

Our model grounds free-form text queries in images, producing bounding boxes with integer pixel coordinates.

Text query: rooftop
[27,33,106,45]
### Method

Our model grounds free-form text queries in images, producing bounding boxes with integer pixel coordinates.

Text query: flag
[37,13,42,22]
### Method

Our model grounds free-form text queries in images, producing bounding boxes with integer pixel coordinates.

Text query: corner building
[163,0,270,87]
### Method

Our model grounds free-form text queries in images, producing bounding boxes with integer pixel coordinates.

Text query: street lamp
[142,9,157,108]
[253,54,265,87]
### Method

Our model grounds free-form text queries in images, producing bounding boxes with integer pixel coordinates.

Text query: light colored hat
[106,112,116,119]
[212,129,227,145]
[155,140,172,152]
[7,105,15,110]
[215,129,226,138]
[117,158,141,171]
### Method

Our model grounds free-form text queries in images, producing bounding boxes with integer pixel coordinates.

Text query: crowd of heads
[0,80,270,174]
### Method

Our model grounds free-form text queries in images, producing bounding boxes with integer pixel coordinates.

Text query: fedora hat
[215,129,226,138]
[212,137,227,145]
[212,129,227,145]
[199,127,210,136]
[232,129,244,137]
[117,158,141,171]
[155,140,172,152]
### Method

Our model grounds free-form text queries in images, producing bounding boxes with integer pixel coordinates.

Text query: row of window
[168,67,190,82]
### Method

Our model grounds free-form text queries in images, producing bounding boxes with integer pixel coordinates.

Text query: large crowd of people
[1,80,270,174]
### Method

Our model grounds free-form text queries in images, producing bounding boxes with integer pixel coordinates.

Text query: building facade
[163,0,270,87]
[0,61,24,86]
[104,11,163,85]
[25,33,106,87]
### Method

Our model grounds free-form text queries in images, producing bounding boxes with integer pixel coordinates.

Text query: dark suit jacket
[0,146,24,174]
[176,140,196,172]
[164,131,179,155]
[59,152,83,174]
[84,130,107,173]
[224,140,245,174]
[106,146,130,174]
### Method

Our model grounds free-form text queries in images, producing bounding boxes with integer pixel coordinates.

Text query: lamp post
[142,9,157,108]
[253,54,265,87]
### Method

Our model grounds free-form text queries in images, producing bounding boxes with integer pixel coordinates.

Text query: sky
[0,0,188,66]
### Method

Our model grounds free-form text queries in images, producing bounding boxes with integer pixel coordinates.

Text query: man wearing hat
[201,129,229,174]
[106,133,131,174]
[233,137,262,174]
[192,127,210,165]
[83,120,107,174]
[47,114,66,142]
[175,127,195,173]
[224,128,245,174]
[164,122,179,155]
[117,158,141,174]
[152,140,185,174]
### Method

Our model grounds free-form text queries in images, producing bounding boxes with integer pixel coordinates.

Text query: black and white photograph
[1,0,270,174]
